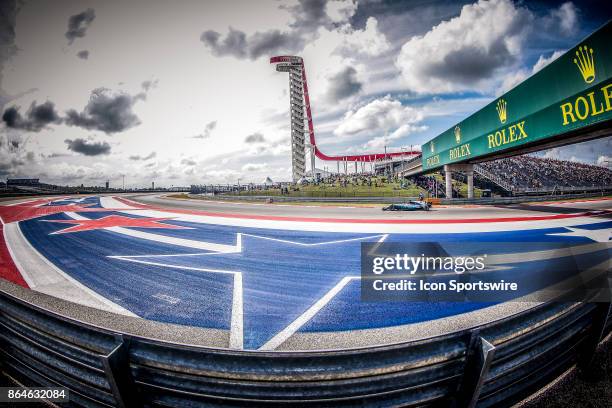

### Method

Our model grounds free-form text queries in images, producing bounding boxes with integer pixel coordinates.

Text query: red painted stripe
[114,197,608,224]
[114,197,150,209]
[536,197,612,205]
[0,224,28,288]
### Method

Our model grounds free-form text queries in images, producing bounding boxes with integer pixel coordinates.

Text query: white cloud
[363,124,427,149]
[204,169,240,182]
[542,147,561,160]
[532,50,565,73]
[334,95,424,137]
[241,162,268,172]
[335,17,390,57]
[326,0,358,24]
[396,0,532,94]
[497,49,565,94]
[545,2,578,36]
[597,155,611,167]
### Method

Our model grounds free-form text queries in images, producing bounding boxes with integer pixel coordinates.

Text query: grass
[223,177,426,198]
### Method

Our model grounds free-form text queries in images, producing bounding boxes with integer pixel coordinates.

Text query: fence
[1,280,610,407]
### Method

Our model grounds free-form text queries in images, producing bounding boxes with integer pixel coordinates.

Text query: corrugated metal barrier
[0,289,610,407]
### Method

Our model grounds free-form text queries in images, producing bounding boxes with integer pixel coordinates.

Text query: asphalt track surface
[134,193,612,219]
[0,194,610,352]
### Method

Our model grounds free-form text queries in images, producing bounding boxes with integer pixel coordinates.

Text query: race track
[0,194,610,351]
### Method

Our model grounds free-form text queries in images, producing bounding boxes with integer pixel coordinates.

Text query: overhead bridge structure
[413,21,612,198]
[270,56,420,181]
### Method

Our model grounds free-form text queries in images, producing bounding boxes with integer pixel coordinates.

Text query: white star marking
[548,227,611,242]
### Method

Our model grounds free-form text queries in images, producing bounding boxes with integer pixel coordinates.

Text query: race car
[382,200,431,211]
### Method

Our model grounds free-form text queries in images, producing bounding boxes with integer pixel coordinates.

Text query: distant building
[105,181,109,189]
[152,181,155,190]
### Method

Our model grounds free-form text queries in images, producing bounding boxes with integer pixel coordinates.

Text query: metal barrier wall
[195,191,610,204]
[0,287,610,408]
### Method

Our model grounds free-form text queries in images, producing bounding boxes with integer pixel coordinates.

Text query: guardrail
[518,186,612,194]
[438,191,611,205]
[1,282,610,407]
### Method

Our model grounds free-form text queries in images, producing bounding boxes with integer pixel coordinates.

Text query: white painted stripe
[230,273,244,349]
[63,212,240,252]
[108,257,238,274]
[259,276,358,351]
[110,256,244,349]
[4,224,35,288]
[486,242,607,265]
[100,196,136,209]
[240,233,387,246]
[4,223,137,316]
[115,209,608,234]
[3,198,45,206]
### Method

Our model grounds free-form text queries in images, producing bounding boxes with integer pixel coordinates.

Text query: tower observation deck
[270,56,420,182]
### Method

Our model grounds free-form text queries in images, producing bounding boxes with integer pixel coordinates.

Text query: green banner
[422,21,612,171]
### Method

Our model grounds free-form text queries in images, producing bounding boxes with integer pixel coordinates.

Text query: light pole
[237,178,241,195]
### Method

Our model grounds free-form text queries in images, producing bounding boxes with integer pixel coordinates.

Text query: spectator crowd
[477,155,612,190]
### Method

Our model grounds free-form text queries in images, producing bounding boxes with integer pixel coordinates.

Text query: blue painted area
[304,280,490,332]
[18,208,612,349]
[572,220,612,232]
[44,197,103,208]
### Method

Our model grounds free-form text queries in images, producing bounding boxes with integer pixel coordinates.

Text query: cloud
[65,8,96,44]
[201,28,304,60]
[334,17,389,57]
[192,120,217,139]
[0,0,19,105]
[538,136,611,163]
[326,66,362,101]
[46,152,70,158]
[324,0,358,24]
[241,162,268,172]
[77,50,89,60]
[363,124,427,149]
[396,0,532,94]
[129,151,156,161]
[287,0,357,30]
[334,95,424,137]
[244,132,266,143]
[597,155,611,167]
[532,50,565,73]
[2,101,62,132]
[205,169,240,181]
[498,49,565,94]
[181,158,196,166]
[201,0,358,61]
[65,88,142,134]
[65,138,111,156]
[141,79,159,92]
[544,2,578,36]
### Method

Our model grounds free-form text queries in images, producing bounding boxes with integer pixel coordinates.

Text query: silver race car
[382,200,431,211]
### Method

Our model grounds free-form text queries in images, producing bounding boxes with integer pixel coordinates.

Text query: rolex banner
[422,20,612,171]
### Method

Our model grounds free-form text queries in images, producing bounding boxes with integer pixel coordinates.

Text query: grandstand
[475,155,612,195]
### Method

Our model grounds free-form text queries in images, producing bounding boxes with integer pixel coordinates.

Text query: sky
[0,0,611,187]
